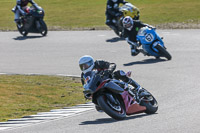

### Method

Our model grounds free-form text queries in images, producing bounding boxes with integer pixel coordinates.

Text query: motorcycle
[136,27,172,60]
[12,6,48,37]
[83,70,158,120]
[111,2,140,37]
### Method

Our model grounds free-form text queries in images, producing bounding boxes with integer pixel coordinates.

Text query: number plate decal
[145,33,154,42]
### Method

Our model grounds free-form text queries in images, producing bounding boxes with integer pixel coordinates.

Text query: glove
[148,25,156,30]
[115,12,123,17]
[84,93,92,99]
[103,70,112,76]
[22,12,27,16]
[128,41,139,47]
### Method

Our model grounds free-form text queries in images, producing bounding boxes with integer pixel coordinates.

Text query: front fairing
[83,71,125,100]
[83,71,102,95]
[104,81,124,94]
[137,27,165,56]
[137,27,156,45]
[29,6,45,18]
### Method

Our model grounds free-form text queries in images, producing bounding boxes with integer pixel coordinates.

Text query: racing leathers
[12,0,39,23]
[81,60,142,112]
[81,60,141,91]
[123,20,148,56]
[105,0,127,33]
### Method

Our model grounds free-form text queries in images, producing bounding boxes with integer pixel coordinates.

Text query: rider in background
[12,0,39,25]
[79,55,143,111]
[122,16,155,56]
[105,0,128,35]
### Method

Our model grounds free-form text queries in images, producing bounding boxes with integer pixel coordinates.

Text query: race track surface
[0,30,200,133]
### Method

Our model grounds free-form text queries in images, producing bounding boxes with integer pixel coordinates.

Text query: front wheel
[97,94,126,120]
[39,20,48,36]
[156,44,172,60]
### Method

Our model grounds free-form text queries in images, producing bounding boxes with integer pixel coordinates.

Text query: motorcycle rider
[105,0,128,36]
[122,16,155,56]
[79,55,143,111]
[12,0,39,25]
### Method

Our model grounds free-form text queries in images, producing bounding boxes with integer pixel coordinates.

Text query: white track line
[0,102,94,131]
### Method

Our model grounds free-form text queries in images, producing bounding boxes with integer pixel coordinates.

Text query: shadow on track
[106,37,125,43]
[79,113,153,125]
[124,58,166,66]
[13,35,43,40]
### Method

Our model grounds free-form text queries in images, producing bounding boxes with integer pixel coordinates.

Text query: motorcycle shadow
[13,35,44,40]
[106,37,125,43]
[79,113,154,125]
[123,58,166,66]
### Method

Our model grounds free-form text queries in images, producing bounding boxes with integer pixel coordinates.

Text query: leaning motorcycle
[136,27,172,60]
[83,70,158,120]
[12,6,48,37]
[111,2,140,37]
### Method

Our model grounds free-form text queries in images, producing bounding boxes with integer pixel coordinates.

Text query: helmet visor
[124,23,132,29]
[79,60,93,71]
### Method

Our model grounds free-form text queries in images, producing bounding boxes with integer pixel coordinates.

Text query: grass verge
[0,75,87,122]
[0,0,200,30]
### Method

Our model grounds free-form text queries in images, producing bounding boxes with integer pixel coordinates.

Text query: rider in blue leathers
[12,0,39,24]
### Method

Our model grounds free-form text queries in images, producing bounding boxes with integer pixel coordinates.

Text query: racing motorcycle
[83,70,158,120]
[136,27,172,60]
[111,2,140,37]
[12,6,47,37]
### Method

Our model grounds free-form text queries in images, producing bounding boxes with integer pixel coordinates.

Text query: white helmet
[79,55,95,74]
[122,16,134,31]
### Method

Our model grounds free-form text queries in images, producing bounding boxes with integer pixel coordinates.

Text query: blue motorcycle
[136,27,171,60]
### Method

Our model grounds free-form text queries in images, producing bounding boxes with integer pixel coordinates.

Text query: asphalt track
[0,29,200,133]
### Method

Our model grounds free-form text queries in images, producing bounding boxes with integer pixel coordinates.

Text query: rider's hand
[115,12,123,17]
[103,70,111,76]
[22,12,27,16]
[84,93,92,99]
[148,25,156,30]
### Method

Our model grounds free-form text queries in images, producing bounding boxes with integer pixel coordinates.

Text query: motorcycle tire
[17,24,28,37]
[97,94,126,120]
[155,44,172,60]
[39,20,48,36]
[140,89,158,114]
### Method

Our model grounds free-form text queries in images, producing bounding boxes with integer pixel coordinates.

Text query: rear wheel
[97,94,126,120]
[156,44,172,60]
[17,24,28,37]
[139,89,158,114]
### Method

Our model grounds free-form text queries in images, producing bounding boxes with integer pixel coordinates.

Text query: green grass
[0,75,87,122]
[0,0,200,30]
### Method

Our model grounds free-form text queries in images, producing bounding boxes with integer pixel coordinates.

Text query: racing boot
[15,19,22,28]
[130,45,140,56]
[138,49,149,56]
[95,105,104,112]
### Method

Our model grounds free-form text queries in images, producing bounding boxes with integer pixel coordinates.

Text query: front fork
[105,93,119,105]
[36,20,41,30]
